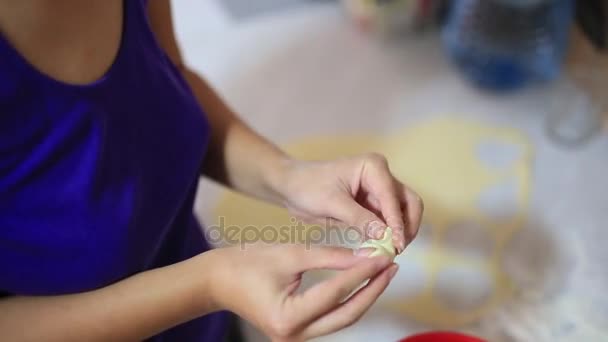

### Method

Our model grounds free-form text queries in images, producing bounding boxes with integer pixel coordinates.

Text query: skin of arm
[147,1,291,205]
[183,68,290,204]
[0,251,221,341]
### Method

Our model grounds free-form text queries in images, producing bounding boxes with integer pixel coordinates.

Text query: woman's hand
[277,154,424,253]
[205,244,397,341]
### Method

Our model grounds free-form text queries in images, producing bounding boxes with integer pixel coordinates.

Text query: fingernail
[354,248,374,257]
[368,221,385,239]
[398,240,406,253]
[388,264,399,279]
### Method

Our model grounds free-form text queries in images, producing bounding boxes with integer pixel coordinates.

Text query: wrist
[262,154,297,206]
[186,249,226,314]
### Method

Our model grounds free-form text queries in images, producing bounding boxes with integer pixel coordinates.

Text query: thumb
[329,193,386,240]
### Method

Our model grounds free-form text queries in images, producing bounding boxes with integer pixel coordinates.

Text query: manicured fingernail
[368,221,385,239]
[388,264,399,279]
[354,248,374,257]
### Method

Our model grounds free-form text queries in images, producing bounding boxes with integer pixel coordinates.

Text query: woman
[0,1,423,341]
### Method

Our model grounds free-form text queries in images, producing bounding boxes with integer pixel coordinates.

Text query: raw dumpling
[360,227,396,259]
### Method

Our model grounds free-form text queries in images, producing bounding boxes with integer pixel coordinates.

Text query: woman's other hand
[205,244,397,341]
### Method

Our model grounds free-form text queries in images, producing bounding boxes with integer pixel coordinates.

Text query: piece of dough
[360,227,396,259]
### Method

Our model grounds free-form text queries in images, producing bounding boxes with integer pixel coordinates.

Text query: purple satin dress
[0,0,229,340]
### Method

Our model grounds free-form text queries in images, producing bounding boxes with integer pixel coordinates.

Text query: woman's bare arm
[0,253,218,342]
[148,1,291,205]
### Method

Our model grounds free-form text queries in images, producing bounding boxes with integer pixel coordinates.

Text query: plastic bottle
[442,0,575,91]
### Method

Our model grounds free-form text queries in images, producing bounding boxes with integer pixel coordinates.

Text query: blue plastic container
[442,0,575,92]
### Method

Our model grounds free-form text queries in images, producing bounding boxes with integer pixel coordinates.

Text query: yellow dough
[212,118,532,328]
[360,227,397,259]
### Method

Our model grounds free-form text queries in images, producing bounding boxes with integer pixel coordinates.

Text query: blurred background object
[221,0,334,20]
[544,68,605,147]
[575,0,607,50]
[400,331,486,342]
[340,0,446,34]
[545,6,608,148]
[442,0,574,92]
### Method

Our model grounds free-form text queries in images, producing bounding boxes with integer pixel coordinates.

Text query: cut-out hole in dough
[502,225,573,300]
[434,264,494,311]
[443,221,495,260]
[477,178,520,220]
[476,139,523,170]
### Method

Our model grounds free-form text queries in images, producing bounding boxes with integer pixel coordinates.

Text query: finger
[373,176,406,250]
[362,158,406,243]
[388,182,408,253]
[286,256,393,330]
[303,263,398,339]
[400,185,424,248]
[328,192,386,240]
[292,246,363,272]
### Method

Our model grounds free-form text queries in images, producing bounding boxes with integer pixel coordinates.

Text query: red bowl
[399,331,486,342]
